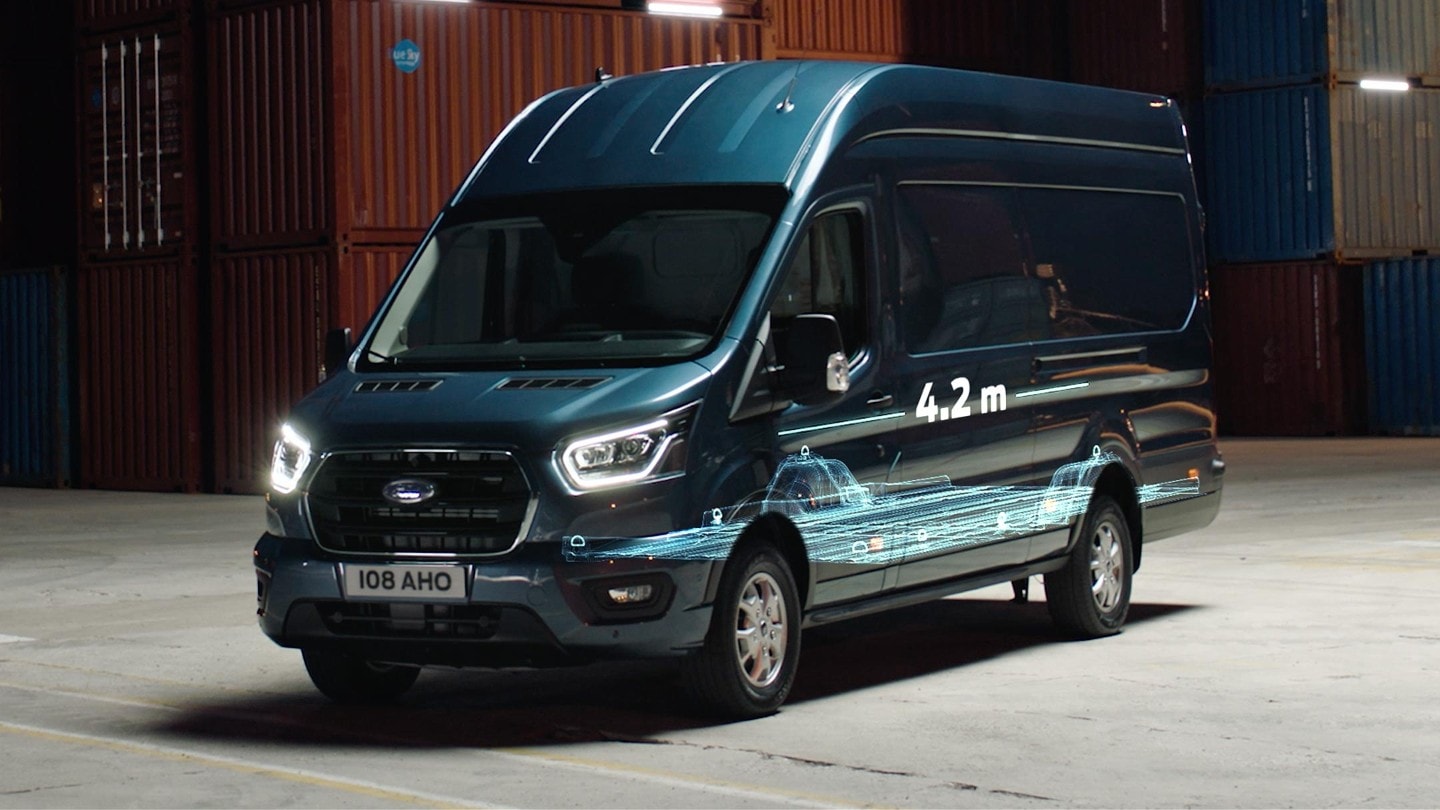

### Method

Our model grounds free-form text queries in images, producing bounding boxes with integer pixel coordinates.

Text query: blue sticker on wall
[91,88,104,109]
[391,38,421,74]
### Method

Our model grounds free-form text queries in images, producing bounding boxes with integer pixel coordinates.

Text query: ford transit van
[254,60,1224,717]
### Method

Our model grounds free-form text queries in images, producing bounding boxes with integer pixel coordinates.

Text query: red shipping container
[772,0,1063,79]
[76,0,185,34]
[76,257,202,491]
[210,247,331,493]
[1210,261,1367,436]
[209,242,414,493]
[1066,0,1200,98]
[207,0,765,250]
[77,24,199,262]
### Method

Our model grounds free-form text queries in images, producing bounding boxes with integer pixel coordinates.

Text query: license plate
[341,564,468,602]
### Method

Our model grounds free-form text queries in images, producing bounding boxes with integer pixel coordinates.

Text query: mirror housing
[779,314,850,406]
[323,327,353,379]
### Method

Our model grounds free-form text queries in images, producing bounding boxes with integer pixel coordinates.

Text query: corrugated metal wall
[1066,0,1199,97]
[1210,262,1366,436]
[336,244,413,337]
[76,258,201,491]
[211,248,331,493]
[1205,85,1440,263]
[1204,86,1333,262]
[1331,87,1440,255]
[1365,258,1440,436]
[336,0,764,240]
[78,25,197,261]
[76,0,185,33]
[1205,0,1440,89]
[770,0,1062,77]
[209,0,330,250]
[0,267,72,486]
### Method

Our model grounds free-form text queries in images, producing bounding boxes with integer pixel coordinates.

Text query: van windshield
[362,186,787,370]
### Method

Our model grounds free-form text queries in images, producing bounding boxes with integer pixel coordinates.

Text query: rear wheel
[682,544,801,719]
[301,648,420,704]
[1044,495,1132,638]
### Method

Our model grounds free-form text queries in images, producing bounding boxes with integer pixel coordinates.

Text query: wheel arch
[705,512,811,609]
[1091,462,1143,571]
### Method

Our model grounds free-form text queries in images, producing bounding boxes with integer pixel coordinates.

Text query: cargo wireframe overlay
[565,448,1200,566]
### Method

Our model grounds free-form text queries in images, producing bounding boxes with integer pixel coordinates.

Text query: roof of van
[457,60,1187,200]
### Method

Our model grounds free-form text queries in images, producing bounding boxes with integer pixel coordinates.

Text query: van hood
[285,361,714,454]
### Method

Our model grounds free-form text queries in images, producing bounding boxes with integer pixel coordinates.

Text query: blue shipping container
[1365,259,1440,436]
[1205,0,1440,89]
[0,267,72,486]
[1204,85,1440,263]
[1204,86,1334,263]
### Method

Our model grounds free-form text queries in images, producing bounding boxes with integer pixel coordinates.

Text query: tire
[682,544,801,719]
[1044,495,1133,638]
[301,648,420,704]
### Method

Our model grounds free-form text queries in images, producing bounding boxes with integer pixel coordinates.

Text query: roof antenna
[776,62,800,113]
[595,66,613,83]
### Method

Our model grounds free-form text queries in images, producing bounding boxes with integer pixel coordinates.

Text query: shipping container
[1365,258,1440,436]
[1066,0,1199,98]
[76,0,185,35]
[771,0,1063,78]
[1205,0,1440,90]
[210,247,331,493]
[1210,261,1366,436]
[76,258,202,491]
[1204,84,1440,263]
[2,38,78,271]
[0,267,73,487]
[206,241,414,493]
[78,24,198,261]
[208,0,764,250]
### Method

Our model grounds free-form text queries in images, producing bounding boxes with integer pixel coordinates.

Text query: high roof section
[459,61,1187,200]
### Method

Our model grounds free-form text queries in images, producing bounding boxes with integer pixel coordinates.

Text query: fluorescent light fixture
[1359,78,1410,92]
[648,2,723,18]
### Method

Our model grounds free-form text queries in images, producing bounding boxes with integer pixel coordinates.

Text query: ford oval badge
[382,478,437,506]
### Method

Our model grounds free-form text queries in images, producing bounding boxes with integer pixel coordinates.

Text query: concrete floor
[1,438,1438,808]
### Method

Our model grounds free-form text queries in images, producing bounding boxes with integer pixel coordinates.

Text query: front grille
[306,450,532,557]
[315,601,504,638]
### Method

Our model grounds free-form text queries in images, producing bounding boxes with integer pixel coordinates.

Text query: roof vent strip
[355,380,444,393]
[497,377,611,391]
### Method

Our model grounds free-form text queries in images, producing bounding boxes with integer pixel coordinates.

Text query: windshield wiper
[365,348,399,365]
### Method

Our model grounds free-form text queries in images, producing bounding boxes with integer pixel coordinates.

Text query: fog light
[606,584,655,605]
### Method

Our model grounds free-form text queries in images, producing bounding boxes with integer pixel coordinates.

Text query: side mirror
[323,327,353,379]
[779,314,850,406]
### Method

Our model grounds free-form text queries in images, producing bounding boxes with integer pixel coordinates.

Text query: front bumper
[253,533,716,666]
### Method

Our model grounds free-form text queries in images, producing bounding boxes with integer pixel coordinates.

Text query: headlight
[270,423,313,494]
[558,410,690,491]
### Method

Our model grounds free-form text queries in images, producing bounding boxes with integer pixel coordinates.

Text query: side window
[772,210,867,355]
[897,184,1048,353]
[1017,189,1194,336]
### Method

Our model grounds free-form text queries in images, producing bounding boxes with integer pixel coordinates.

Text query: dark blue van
[254,60,1224,717]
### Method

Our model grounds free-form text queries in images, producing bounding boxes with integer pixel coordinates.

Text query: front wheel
[1044,495,1133,638]
[301,648,420,704]
[682,544,801,719]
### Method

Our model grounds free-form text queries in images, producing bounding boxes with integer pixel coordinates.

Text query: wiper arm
[365,348,399,365]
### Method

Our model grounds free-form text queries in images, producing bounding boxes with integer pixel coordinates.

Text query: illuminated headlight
[559,417,683,491]
[270,423,313,494]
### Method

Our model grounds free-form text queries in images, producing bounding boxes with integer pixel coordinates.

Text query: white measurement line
[0,634,34,644]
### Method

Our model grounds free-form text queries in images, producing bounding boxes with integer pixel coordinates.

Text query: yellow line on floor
[0,720,489,809]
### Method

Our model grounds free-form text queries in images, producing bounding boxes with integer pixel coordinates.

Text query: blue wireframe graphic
[563,447,1200,565]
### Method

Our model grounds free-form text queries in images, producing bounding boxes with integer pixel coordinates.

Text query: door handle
[866,392,894,409]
